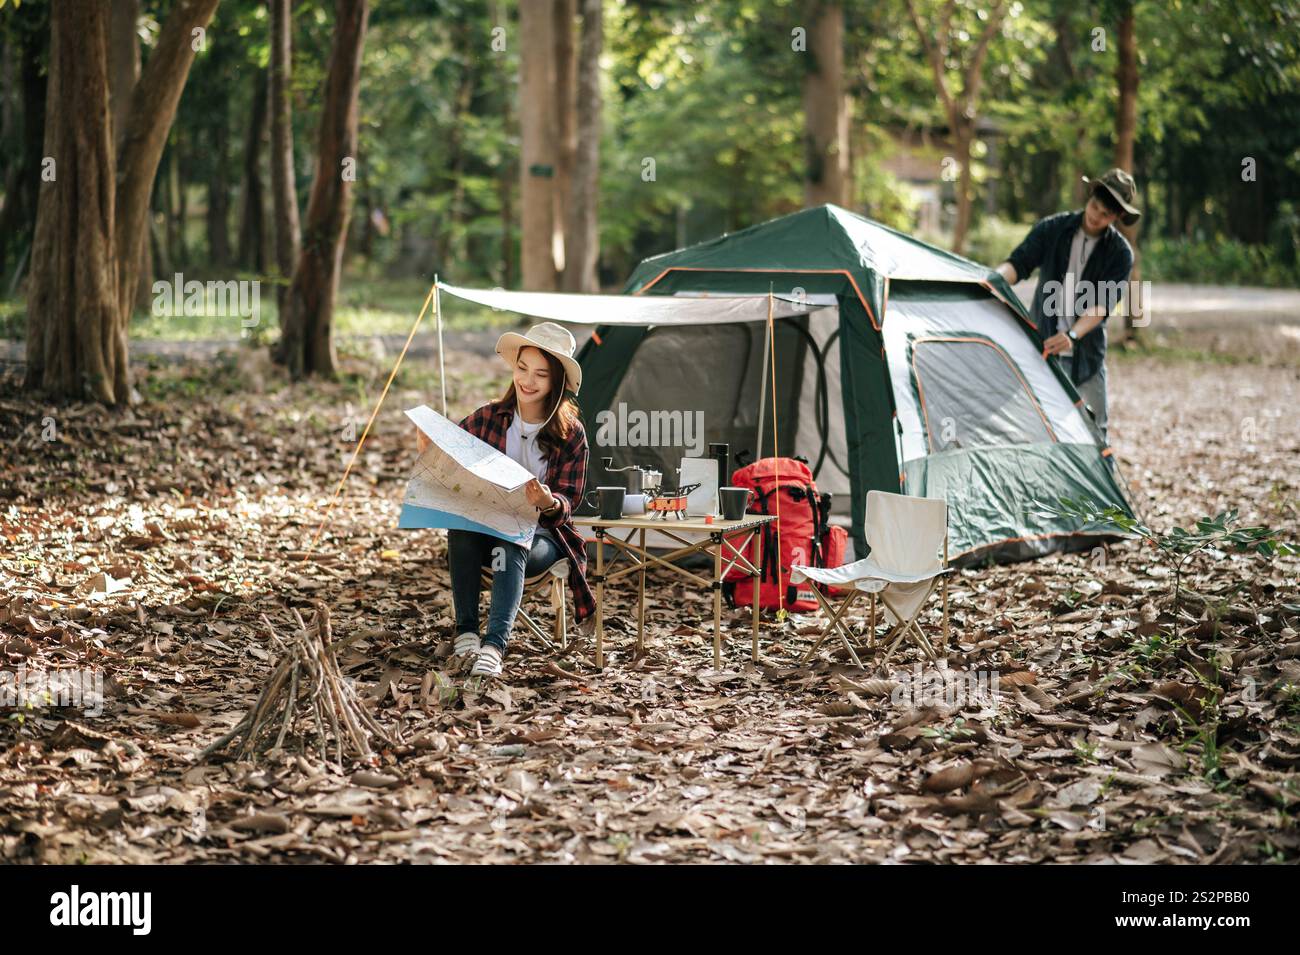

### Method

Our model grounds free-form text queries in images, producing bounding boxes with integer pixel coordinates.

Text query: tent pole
[755,299,771,460]
[435,275,447,417]
[305,281,437,556]
[766,284,785,620]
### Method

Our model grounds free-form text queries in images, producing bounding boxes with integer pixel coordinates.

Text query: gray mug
[719,486,751,521]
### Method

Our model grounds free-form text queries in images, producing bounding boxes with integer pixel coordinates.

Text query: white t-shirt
[1061,227,1099,354]
[506,411,549,484]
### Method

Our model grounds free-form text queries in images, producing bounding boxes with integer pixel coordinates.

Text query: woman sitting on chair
[416,322,596,678]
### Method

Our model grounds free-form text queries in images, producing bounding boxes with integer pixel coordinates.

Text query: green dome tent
[577,204,1133,564]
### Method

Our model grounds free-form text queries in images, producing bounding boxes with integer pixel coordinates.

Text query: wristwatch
[1066,329,1079,343]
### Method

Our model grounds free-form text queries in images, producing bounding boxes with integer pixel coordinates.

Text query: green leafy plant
[1130,630,1188,670]
[1169,681,1228,787]
[919,717,977,743]
[1041,499,1296,638]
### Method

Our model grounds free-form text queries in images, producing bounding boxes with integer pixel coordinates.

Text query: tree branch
[905,0,958,124]
[958,0,1008,120]
[114,0,221,321]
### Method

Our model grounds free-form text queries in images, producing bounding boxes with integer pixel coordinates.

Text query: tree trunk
[24,0,219,403]
[1113,4,1137,180]
[107,0,156,310]
[553,0,577,280]
[359,188,374,259]
[903,0,1005,255]
[500,126,515,288]
[1,34,12,183]
[1114,0,1142,340]
[238,68,270,272]
[114,0,221,324]
[269,0,300,311]
[952,122,975,255]
[159,151,175,274]
[0,31,15,227]
[562,0,602,292]
[23,2,123,403]
[208,94,232,268]
[133,204,157,312]
[494,0,514,288]
[150,192,172,280]
[275,0,369,379]
[166,139,187,268]
[433,26,476,273]
[802,1,848,208]
[108,0,140,158]
[1164,136,1176,238]
[518,0,557,290]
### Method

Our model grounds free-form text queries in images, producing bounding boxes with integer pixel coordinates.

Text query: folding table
[574,514,776,669]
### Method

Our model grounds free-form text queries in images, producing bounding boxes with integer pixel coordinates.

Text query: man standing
[995,168,1141,446]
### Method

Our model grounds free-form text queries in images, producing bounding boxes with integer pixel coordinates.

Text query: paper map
[398,405,538,547]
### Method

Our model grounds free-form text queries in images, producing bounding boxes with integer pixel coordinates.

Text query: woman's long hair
[501,346,581,460]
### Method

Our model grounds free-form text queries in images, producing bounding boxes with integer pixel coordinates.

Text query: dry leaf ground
[1,329,1297,864]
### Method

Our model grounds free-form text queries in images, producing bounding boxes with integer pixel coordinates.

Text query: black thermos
[709,442,730,487]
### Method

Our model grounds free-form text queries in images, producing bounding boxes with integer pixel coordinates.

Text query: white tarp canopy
[437,282,829,326]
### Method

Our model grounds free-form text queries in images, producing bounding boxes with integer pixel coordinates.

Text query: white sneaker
[470,644,503,678]
[450,632,480,664]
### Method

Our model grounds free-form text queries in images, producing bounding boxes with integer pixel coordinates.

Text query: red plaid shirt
[458,400,596,623]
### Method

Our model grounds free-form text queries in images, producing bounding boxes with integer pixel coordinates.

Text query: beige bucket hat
[495,321,582,396]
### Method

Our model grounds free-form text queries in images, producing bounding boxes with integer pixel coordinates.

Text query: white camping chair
[790,490,952,669]
[480,557,570,649]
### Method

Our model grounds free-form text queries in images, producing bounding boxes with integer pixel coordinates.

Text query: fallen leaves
[0,350,1297,864]
[922,761,985,793]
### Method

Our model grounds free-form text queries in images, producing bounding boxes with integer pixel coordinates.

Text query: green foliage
[6,0,1300,338]
[919,717,977,743]
[961,215,1034,269]
[1041,496,1297,637]
[0,297,22,339]
[1048,498,1296,561]
[1143,233,1300,289]
[599,0,805,273]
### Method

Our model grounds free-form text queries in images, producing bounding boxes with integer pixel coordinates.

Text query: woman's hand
[414,425,431,454]
[525,478,557,512]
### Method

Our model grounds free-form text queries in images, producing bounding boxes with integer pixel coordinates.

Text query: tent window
[911,337,1055,452]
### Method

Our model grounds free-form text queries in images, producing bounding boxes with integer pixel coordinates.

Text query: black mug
[584,486,626,520]
[719,486,750,521]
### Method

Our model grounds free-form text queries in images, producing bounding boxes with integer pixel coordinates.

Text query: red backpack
[721,456,849,613]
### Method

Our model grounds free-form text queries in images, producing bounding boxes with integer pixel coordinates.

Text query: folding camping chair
[790,490,953,669]
[479,556,570,649]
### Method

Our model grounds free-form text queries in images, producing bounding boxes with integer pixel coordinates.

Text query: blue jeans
[447,529,561,652]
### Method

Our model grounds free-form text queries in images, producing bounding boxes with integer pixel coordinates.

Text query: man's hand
[996,261,1018,284]
[414,425,431,454]
[1042,332,1071,357]
[524,478,557,513]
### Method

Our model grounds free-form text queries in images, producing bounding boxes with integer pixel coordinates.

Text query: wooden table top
[573,513,776,533]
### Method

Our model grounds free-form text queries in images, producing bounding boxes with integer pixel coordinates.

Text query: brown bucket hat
[1081,167,1141,226]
